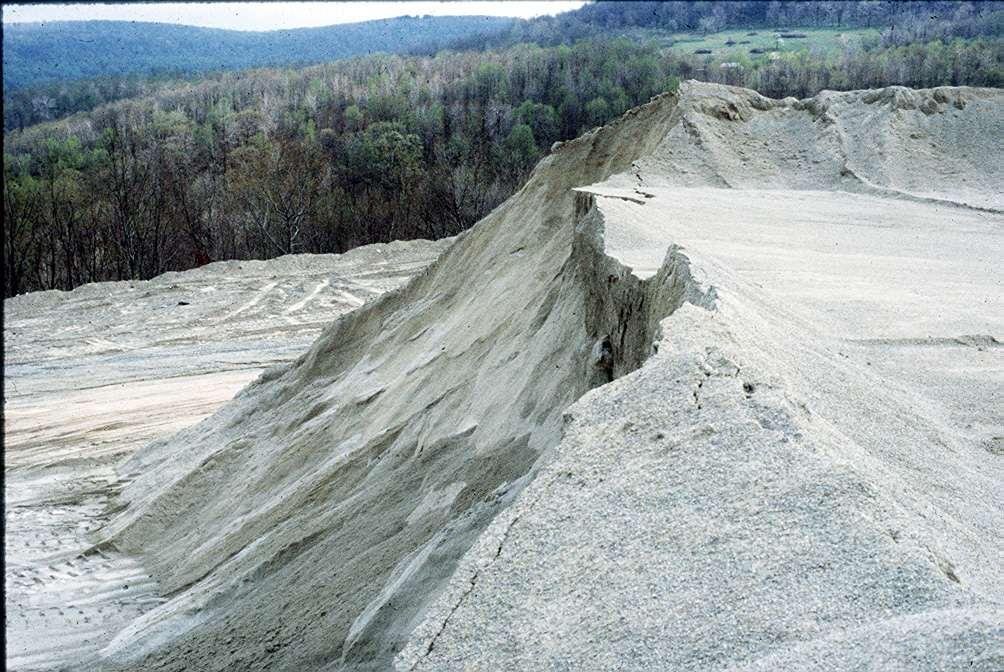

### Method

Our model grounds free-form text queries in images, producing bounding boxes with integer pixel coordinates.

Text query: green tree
[515,101,559,148]
[3,154,42,295]
[228,138,323,255]
[503,123,540,176]
[344,104,364,132]
[584,96,610,128]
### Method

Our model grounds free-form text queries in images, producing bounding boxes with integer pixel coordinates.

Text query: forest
[463,0,1003,49]
[4,1,1003,296]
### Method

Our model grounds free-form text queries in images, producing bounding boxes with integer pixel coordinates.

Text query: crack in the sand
[409,507,524,669]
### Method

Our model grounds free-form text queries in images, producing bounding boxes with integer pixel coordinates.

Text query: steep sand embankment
[403,191,1002,671]
[91,88,685,672]
[4,240,449,671]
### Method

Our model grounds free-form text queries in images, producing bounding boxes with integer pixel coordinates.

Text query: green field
[664,27,880,59]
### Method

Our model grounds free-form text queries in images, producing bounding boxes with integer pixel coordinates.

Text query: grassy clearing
[664,27,880,59]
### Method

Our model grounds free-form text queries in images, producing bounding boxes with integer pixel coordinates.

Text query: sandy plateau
[4,82,1003,671]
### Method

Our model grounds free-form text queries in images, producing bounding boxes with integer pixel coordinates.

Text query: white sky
[2,2,587,31]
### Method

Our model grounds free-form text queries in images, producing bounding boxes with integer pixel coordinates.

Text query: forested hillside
[4,2,1003,296]
[2,16,514,90]
[455,0,1003,48]
[4,72,203,131]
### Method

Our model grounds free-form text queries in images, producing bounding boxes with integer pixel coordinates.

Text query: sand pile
[28,82,1002,670]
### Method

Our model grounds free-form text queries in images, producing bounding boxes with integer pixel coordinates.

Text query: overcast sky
[2,2,587,31]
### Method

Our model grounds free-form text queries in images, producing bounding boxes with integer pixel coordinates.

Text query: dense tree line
[453,1,1003,49]
[693,37,1001,97]
[4,73,203,132]
[4,32,1002,296]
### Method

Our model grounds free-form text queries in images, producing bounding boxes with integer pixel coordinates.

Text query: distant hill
[2,16,516,90]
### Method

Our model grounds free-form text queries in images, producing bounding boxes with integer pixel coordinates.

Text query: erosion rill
[7,82,1002,671]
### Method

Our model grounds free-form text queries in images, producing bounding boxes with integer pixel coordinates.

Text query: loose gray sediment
[398,83,1003,671]
[7,82,1001,672]
[97,83,1004,671]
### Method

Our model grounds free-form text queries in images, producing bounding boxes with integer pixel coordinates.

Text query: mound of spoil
[4,239,450,672]
[90,82,1004,671]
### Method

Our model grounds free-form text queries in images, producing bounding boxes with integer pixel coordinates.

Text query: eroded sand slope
[4,240,450,671]
[92,88,683,672]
